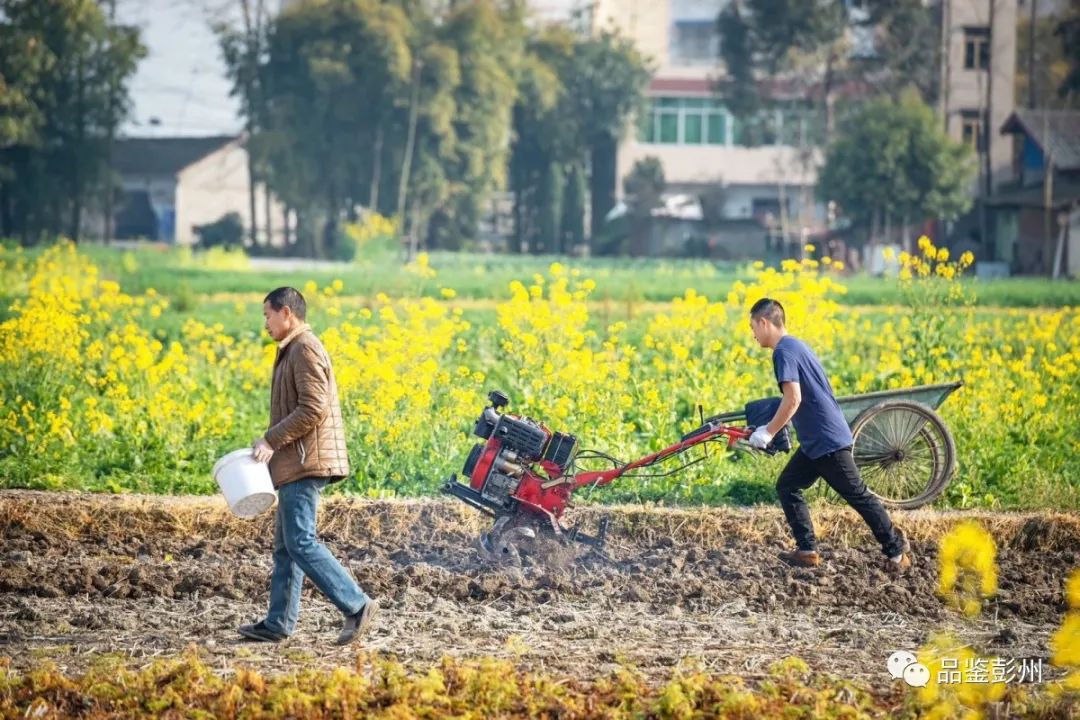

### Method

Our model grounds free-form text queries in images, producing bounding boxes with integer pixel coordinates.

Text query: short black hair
[264,287,307,320]
[749,297,785,328]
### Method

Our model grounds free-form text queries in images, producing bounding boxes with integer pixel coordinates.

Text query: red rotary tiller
[442,390,761,561]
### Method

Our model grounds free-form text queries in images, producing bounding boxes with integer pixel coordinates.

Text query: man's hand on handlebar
[748,426,774,450]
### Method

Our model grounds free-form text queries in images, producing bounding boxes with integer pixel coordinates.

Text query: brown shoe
[779,549,821,568]
[894,526,912,554]
[886,553,912,574]
[336,599,377,646]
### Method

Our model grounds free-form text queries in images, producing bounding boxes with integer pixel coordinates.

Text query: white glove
[748,426,774,450]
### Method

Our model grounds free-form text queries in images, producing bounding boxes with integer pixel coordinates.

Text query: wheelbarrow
[709,381,961,510]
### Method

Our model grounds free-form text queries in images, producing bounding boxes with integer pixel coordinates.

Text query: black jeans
[776,447,904,557]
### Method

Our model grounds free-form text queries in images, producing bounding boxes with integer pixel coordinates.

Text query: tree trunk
[561,162,586,255]
[71,53,86,243]
[938,0,951,128]
[589,134,617,240]
[823,51,836,143]
[510,161,525,254]
[246,133,259,245]
[396,60,423,256]
[407,197,422,261]
[0,180,9,239]
[240,0,259,246]
[538,161,564,255]
[263,182,273,247]
[370,118,384,212]
[296,209,311,257]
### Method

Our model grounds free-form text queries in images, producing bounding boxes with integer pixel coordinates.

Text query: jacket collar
[278,323,311,350]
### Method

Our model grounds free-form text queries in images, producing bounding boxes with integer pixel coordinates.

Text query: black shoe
[238,620,287,643]
[336,599,377,646]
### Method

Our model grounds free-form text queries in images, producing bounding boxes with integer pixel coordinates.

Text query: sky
[117,0,583,139]
[116,0,246,137]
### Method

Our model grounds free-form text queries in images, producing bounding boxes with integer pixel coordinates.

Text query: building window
[639,98,822,148]
[963,27,990,70]
[733,103,821,147]
[670,20,720,65]
[639,97,728,145]
[960,109,985,151]
[733,113,778,147]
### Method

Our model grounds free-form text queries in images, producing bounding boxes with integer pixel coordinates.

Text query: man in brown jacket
[238,287,376,645]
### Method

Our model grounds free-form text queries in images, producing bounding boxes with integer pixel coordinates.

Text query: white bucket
[212,448,277,518]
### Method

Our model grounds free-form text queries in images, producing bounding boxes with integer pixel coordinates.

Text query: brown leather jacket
[265,324,349,488]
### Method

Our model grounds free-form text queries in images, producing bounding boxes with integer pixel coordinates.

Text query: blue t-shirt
[772,335,853,459]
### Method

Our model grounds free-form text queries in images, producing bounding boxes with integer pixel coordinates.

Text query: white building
[590,0,825,236]
[589,0,1018,247]
[112,136,284,246]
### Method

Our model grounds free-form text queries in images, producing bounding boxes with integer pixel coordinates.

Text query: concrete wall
[618,140,822,221]
[174,141,285,246]
[593,0,729,78]
[619,142,819,189]
[593,0,672,72]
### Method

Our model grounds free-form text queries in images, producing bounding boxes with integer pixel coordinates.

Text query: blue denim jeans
[264,478,369,636]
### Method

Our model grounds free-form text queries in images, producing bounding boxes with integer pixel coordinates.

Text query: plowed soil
[1,491,1077,689]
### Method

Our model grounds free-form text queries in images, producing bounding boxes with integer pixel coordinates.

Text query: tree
[0,13,48,235]
[509,25,650,254]
[622,156,665,257]
[559,162,586,253]
[0,14,47,154]
[509,24,576,253]
[718,0,847,135]
[194,211,245,248]
[535,160,563,254]
[857,0,940,101]
[817,91,975,246]
[217,0,271,246]
[1053,4,1080,102]
[1016,9,1079,109]
[717,0,941,138]
[0,0,144,243]
[623,156,665,212]
[239,0,529,257]
[572,31,652,241]
[251,0,412,257]
[416,0,526,254]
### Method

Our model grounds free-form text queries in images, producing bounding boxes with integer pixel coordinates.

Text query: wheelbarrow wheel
[850,400,956,510]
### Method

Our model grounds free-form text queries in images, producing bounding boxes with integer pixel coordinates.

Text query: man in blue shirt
[747,298,910,571]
